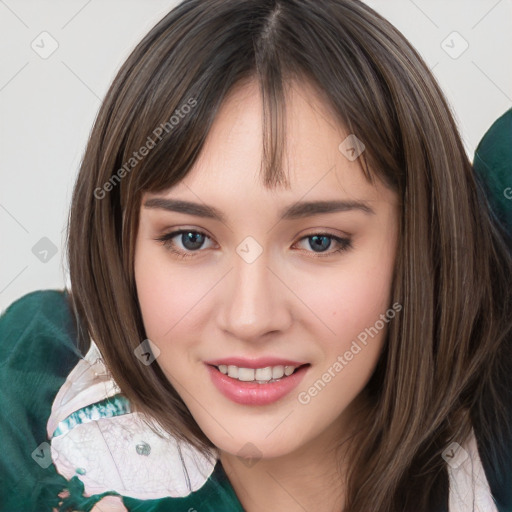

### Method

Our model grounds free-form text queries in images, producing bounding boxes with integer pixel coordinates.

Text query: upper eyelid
[160,227,348,240]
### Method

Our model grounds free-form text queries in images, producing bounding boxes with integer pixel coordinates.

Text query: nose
[217,252,293,342]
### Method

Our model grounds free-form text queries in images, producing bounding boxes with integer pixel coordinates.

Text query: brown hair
[66,1,512,510]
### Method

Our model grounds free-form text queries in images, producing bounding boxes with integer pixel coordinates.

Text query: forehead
[143,78,396,211]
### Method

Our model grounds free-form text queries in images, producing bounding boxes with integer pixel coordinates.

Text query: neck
[221,439,345,511]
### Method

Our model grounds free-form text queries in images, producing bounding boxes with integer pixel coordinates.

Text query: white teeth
[255,367,273,381]
[284,366,295,376]
[272,366,284,379]
[216,364,301,382]
[238,368,255,381]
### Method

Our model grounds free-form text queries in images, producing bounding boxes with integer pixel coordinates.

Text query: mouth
[205,363,311,406]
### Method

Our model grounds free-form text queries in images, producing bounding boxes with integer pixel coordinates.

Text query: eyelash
[154,229,353,260]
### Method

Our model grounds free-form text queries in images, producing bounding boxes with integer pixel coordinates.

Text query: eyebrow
[143,197,375,222]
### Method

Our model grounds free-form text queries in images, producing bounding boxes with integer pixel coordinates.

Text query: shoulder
[0,288,85,390]
[0,288,82,357]
[0,287,84,378]
[474,108,512,164]
[473,108,512,231]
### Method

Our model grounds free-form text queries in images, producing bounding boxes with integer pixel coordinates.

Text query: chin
[202,425,305,462]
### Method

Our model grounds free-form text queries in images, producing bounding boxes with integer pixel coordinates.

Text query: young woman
[1,1,511,511]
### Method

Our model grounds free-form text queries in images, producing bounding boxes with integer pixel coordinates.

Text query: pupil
[183,232,204,250]
[311,235,330,252]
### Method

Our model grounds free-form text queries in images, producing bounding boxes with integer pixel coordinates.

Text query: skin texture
[134,79,399,511]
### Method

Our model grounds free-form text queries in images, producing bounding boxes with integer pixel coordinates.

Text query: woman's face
[134,79,399,459]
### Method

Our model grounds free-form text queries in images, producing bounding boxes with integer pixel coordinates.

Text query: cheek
[296,250,395,349]
[134,242,214,342]
[135,242,183,340]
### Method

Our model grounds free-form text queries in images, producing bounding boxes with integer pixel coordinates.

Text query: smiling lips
[205,358,310,405]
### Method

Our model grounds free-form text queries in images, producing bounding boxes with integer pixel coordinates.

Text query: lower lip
[206,364,309,406]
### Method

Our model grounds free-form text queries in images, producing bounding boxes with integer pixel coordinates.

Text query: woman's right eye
[154,230,214,259]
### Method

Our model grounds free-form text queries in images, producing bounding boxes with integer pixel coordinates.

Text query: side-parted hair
[66,1,512,510]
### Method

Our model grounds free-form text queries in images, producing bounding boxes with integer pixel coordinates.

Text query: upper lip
[205,357,309,369]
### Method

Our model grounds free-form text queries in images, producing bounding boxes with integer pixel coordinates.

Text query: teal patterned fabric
[51,394,131,438]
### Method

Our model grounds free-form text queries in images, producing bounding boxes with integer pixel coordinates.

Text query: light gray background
[1,0,511,312]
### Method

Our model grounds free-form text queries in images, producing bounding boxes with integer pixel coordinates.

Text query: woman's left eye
[154,230,353,259]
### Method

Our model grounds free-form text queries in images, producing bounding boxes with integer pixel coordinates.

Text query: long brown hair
[66,1,512,510]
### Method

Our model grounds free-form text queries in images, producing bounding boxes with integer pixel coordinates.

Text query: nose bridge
[219,248,291,340]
